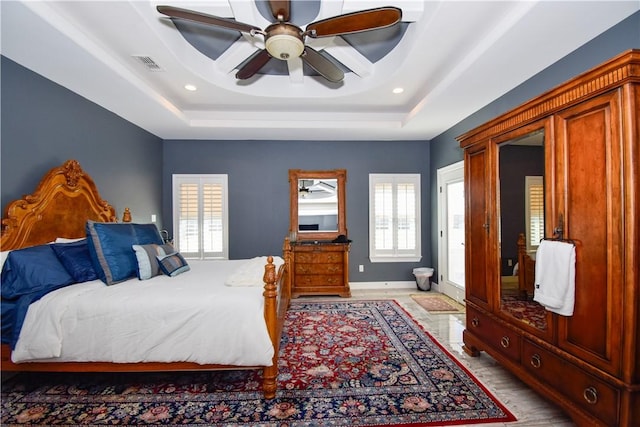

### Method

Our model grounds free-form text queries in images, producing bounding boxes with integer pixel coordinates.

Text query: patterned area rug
[411,293,466,313]
[1,300,514,426]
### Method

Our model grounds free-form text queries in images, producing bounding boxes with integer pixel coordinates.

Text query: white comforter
[12,258,280,366]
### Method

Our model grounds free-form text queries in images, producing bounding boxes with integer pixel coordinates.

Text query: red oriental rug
[1,300,516,426]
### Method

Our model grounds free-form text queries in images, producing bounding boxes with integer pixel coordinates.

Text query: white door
[437,161,465,304]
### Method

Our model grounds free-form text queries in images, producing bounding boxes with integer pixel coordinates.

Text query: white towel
[533,240,576,316]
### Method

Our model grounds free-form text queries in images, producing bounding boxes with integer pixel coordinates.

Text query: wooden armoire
[458,50,639,426]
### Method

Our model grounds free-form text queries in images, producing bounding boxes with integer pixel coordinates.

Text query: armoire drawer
[522,339,619,426]
[466,306,521,363]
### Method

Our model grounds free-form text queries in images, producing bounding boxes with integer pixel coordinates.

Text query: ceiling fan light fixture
[264,23,304,60]
[265,34,304,60]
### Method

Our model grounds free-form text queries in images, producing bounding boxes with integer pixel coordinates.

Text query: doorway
[437,161,465,304]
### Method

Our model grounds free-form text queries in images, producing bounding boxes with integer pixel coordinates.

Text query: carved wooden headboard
[0,160,118,251]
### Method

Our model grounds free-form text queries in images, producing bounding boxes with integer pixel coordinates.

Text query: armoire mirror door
[496,121,551,336]
[288,169,347,241]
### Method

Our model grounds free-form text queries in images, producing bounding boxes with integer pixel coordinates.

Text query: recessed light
[392,87,404,94]
[184,84,197,91]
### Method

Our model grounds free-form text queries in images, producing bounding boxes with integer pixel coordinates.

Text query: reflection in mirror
[298,178,338,232]
[498,129,548,330]
[289,169,347,241]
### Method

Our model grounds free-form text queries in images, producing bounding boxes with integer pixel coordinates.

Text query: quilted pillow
[86,221,163,285]
[0,244,75,300]
[132,244,175,280]
[51,240,98,283]
[157,252,190,277]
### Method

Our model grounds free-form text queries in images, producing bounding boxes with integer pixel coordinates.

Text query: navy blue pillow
[0,245,75,300]
[86,221,164,285]
[51,240,98,283]
[157,251,191,277]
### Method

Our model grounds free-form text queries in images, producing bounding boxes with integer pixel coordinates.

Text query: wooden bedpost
[262,256,278,399]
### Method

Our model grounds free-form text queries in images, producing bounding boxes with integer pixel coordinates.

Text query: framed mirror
[289,169,347,241]
[496,123,549,332]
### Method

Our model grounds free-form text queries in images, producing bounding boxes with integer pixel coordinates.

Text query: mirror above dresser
[288,169,347,241]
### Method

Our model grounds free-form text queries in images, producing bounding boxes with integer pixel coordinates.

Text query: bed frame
[0,159,291,399]
[516,232,535,299]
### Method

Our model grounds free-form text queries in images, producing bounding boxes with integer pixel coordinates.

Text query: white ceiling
[1,1,638,141]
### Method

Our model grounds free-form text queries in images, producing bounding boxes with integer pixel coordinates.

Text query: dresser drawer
[295,252,343,264]
[295,263,343,275]
[295,274,344,287]
[466,306,521,363]
[522,339,619,426]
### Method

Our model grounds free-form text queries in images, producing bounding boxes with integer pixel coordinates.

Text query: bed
[0,159,291,399]
[517,232,535,299]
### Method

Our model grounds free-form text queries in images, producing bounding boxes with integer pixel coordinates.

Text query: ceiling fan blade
[302,47,344,83]
[268,0,290,22]
[306,7,402,38]
[157,5,262,35]
[236,49,272,80]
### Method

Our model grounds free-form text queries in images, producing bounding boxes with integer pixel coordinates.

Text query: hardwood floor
[307,288,576,426]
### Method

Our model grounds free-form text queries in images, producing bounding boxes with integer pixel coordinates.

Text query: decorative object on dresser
[287,169,351,297]
[457,49,639,426]
[0,159,291,400]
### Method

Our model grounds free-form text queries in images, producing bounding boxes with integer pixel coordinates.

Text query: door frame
[437,160,465,304]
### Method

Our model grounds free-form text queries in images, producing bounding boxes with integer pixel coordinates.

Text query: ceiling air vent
[132,55,164,72]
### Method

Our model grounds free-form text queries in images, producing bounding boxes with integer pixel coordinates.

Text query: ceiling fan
[157,1,402,83]
[299,179,335,198]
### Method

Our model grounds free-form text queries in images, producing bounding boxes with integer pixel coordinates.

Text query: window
[525,176,544,253]
[369,174,421,262]
[172,174,228,259]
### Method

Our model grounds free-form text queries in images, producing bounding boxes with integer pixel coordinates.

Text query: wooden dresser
[458,50,639,426]
[290,242,351,298]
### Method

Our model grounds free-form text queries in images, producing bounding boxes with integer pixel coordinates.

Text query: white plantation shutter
[369,174,421,262]
[374,182,393,252]
[173,175,228,259]
[525,176,544,252]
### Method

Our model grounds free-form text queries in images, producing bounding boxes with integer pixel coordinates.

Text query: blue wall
[162,139,430,282]
[0,56,163,225]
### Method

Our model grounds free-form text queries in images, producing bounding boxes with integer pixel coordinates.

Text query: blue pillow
[132,244,175,280]
[51,240,98,283]
[86,221,163,285]
[0,245,75,300]
[157,252,190,277]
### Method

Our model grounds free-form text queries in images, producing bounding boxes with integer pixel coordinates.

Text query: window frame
[172,174,229,260]
[368,173,421,263]
[525,175,544,254]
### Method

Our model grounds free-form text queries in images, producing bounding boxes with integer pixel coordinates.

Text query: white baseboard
[350,281,423,291]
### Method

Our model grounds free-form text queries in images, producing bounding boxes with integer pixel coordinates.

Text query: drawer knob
[471,317,479,327]
[500,336,510,348]
[583,386,598,405]
[530,353,542,369]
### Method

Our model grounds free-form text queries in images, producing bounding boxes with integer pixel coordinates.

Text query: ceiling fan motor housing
[264,23,305,60]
